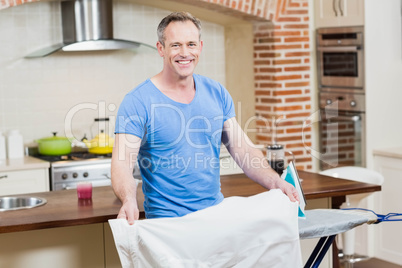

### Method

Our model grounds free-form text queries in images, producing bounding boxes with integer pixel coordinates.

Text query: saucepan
[36,132,72,155]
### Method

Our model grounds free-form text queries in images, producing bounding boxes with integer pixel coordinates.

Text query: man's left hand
[276,179,300,203]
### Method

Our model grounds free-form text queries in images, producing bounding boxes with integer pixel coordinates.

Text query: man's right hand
[112,134,142,225]
[117,200,140,225]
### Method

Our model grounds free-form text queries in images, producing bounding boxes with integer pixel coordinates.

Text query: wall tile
[0,1,226,146]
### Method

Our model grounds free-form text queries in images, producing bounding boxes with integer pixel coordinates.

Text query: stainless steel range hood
[25,0,155,58]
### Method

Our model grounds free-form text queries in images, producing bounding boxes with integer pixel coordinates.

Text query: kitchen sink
[0,196,47,212]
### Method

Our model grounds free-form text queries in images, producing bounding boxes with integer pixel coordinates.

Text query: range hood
[25,0,155,58]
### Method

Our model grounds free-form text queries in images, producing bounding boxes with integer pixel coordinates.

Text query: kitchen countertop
[0,170,381,234]
[373,147,402,159]
[0,156,50,172]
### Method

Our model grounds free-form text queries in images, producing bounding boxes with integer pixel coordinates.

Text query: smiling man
[111,12,299,224]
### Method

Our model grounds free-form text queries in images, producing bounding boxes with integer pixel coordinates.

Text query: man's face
[157,21,203,79]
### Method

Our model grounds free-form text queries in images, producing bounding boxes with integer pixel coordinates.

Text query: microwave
[316,26,364,91]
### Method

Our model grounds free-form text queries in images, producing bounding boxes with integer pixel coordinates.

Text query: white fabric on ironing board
[109,189,302,268]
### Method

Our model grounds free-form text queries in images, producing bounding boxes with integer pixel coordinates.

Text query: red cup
[77,182,92,199]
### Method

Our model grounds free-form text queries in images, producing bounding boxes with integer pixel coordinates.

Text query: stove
[34,152,112,162]
[33,152,140,191]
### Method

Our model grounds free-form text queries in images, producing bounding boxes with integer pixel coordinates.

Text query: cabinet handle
[0,175,8,179]
[333,0,338,16]
[338,0,344,16]
[328,115,361,122]
[317,46,361,52]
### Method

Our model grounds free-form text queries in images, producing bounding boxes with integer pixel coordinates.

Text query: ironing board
[299,209,378,268]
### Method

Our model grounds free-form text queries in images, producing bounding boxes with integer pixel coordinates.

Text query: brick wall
[253,0,312,170]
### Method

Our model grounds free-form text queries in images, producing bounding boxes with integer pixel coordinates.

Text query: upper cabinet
[315,0,364,28]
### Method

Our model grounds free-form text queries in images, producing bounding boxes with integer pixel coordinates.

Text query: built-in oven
[318,91,366,170]
[316,26,366,171]
[317,26,364,91]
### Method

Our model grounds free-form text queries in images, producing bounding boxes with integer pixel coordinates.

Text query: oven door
[317,45,364,89]
[319,109,366,171]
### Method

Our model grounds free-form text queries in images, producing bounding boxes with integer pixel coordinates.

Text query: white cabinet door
[220,154,243,175]
[373,155,402,265]
[0,168,49,195]
[315,0,364,27]
[315,0,339,25]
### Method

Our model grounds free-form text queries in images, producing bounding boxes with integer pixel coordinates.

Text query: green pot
[36,132,71,156]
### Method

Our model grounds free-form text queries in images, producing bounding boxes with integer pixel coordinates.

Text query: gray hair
[157,12,202,46]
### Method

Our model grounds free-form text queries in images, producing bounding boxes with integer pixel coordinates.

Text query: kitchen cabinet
[314,0,364,28]
[0,223,118,268]
[104,223,122,267]
[219,146,243,175]
[0,168,49,195]
[0,224,105,268]
[0,156,50,195]
[220,154,243,175]
[373,149,402,265]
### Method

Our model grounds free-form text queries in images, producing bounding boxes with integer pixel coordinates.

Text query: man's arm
[222,117,299,202]
[111,133,142,224]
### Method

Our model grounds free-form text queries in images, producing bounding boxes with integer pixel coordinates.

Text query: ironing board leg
[304,235,336,268]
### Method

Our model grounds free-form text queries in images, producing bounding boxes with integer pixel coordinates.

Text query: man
[111,12,299,224]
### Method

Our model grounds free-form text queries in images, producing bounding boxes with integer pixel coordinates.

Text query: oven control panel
[54,164,111,182]
[319,92,365,112]
[51,159,112,190]
[50,158,142,191]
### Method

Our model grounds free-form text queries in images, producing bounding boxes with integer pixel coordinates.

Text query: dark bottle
[266,144,285,176]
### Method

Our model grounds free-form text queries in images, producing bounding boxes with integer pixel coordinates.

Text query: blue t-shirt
[115,74,236,218]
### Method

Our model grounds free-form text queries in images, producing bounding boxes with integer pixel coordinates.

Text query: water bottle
[266,144,285,176]
[7,130,24,159]
[0,131,6,160]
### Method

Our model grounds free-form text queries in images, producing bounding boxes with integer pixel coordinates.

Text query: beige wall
[225,23,256,142]
[365,0,402,168]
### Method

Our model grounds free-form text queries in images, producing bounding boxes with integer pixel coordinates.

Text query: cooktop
[32,152,112,163]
